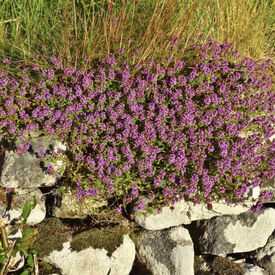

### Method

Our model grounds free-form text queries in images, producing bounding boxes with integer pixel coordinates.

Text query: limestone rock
[109,235,136,275]
[198,208,275,255]
[256,232,275,275]
[241,263,268,275]
[1,188,46,225]
[134,197,253,230]
[0,131,67,189]
[260,177,275,203]
[46,242,111,275]
[136,226,194,275]
[53,189,108,219]
[245,186,261,200]
[45,234,135,275]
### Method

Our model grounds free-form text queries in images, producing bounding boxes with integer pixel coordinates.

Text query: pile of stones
[0,130,274,275]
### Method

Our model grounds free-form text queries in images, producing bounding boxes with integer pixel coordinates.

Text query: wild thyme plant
[0,35,274,216]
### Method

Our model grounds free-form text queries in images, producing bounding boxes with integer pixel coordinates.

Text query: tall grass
[0,0,274,69]
[212,0,275,60]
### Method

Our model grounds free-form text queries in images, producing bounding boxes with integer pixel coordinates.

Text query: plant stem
[0,240,16,275]
[0,216,8,248]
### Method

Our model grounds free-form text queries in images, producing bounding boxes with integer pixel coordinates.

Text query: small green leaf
[27,253,34,267]
[31,248,37,255]
[20,269,30,275]
[16,244,28,258]
[22,201,32,220]
[40,260,52,271]
[11,247,19,257]
[0,254,5,264]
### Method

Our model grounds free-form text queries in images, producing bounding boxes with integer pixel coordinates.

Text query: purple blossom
[136,200,145,212]
[47,165,54,174]
[3,58,10,64]
[0,37,273,217]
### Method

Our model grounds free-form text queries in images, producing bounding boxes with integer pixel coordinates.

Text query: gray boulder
[136,226,194,275]
[255,232,275,275]
[197,208,275,255]
[1,188,46,225]
[0,131,67,189]
[134,197,253,230]
[45,234,135,275]
[52,188,108,219]
[260,177,275,203]
[241,263,268,275]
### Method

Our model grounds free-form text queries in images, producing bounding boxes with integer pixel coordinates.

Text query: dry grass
[0,0,273,69]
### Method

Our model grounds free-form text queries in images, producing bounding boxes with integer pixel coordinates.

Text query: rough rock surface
[0,131,67,189]
[198,208,275,255]
[45,234,135,275]
[134,197,253,230]
[1,188,46,225]
[242,263,268,275]
[260,177,275,203]
[137,225,194,275]
[53,188,107,219]
[255,232,275,275]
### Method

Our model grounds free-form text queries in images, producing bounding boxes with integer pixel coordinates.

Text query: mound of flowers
[0,35,274,215]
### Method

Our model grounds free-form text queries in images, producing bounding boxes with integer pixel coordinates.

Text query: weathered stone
[134,197,253,230]
[245,186,261,200]
[45,234,135,275]
[1,188,46,225]
[198,208,275,255]
[256,232,275,275]
[109,235,136,275]
[53,189,108,219]
[260,177,275,203]
[136,226,194,275]
[0,131,67,189]
[241,263,268,275]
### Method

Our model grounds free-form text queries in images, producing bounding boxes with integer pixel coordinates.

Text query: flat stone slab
[134,197,253,230]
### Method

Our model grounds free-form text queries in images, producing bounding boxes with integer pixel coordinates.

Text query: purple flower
[3,58,10,64]
[84,56,90,62]
[251,203,263,212]
[136,200,145,212]
[5,187,13,193]
[154,177,163,186]
[116,205,122,213]
[170,37,179,45]
[47,165,54,174]
[119,48,125,55]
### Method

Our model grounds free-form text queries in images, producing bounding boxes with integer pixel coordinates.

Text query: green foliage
[0,201,38,275]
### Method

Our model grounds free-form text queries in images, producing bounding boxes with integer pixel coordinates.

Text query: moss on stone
[212,256,245,275]
[33,218,70,258]
[70,224,131,257]
[194,256,205,273]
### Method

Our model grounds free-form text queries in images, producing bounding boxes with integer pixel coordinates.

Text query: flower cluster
[0,35,274,214]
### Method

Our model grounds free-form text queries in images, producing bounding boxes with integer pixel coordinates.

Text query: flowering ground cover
[0,2,274,274]
[0,35,274,216]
